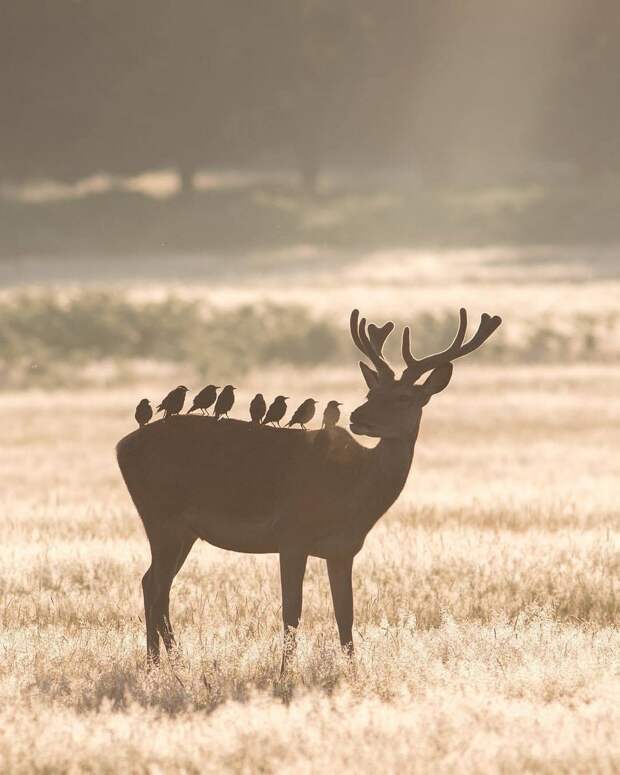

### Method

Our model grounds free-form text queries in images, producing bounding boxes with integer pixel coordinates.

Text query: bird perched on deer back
[249,393,267,424]
[156,386,189,419]
[263,395,289,426]
[322,400,342,430]
[187,384,220,415]
[135,398,153,427]
[214,384,235,420]
[286,398,317,429]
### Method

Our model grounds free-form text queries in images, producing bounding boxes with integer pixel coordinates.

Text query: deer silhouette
[116,308,501,669]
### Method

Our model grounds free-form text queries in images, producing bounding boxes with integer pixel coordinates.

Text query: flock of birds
[134,384,343,431]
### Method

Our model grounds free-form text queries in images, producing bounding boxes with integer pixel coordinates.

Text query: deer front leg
[327,555,354,656]
[279,550,307,675]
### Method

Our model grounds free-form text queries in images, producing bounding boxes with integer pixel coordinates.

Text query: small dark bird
[187,384,220,415]
[156,385,189,419]
[322,400,342,430]
[135,398,153,427]
[263,395,289,426]
[249,393,267,424]
[213,384,235,420]
[286,398,317,430]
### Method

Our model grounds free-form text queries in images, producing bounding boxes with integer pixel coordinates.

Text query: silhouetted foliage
[2,1,619,192]
[0,292,617,387]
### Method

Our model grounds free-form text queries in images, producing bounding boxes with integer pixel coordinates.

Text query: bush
[0,292,348,386]
[0,291,618,388]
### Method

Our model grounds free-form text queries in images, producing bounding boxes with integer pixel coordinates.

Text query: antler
[350,309,395,382]
[400,308,502,383]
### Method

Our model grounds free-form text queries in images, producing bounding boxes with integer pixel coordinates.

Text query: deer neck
[362,430,419,527]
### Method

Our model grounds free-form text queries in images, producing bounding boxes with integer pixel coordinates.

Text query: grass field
[1,360,618,772]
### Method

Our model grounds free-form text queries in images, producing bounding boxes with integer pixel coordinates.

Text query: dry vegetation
[0,361,619,773]
[0,247,618,772]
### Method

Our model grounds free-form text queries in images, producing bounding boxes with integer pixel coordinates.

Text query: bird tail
[285,420,293,427]
[187,405,197,414]
[155,405,163,413]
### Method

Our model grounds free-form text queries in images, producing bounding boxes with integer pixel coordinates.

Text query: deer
[116,307,501,670]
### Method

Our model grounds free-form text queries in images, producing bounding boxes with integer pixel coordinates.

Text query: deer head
[349,308,502,439]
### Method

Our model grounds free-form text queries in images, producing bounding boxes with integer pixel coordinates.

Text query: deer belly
[181,508,279,554]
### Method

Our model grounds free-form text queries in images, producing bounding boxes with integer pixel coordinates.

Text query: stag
[116,308,501,668]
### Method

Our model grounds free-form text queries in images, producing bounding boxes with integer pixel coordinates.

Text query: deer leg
[142,566,158,663]
[162,534,196,651]
[279,551,308,674]
[150,532,196,657]
[327,556,355,656]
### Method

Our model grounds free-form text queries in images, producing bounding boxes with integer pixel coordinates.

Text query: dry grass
[0,363,618,773]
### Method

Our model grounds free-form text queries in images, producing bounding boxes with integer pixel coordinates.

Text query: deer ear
[422,363,453,395]
[359,361,380,389]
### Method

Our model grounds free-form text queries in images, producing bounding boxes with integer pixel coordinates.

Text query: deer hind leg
[154,533,196,654]
[327,556,355,656]
[142,566,159,663]
[144,522,196,663]
[279,551,308,675]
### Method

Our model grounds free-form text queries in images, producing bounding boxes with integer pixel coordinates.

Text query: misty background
[1,0,619,387]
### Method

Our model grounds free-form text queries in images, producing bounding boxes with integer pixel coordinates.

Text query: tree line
[1,0,619,194]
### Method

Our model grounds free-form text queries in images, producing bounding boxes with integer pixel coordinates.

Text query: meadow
[0,246,619,772]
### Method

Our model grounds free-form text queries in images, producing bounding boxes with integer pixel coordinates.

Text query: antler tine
[451,307,468,349]
[368,321,394,357]
[457,312,502,355]
[401,310,467,368]
[401,325,416,368]
[350,308,365,353]
[349,309,395,381]
[360,317,395,379]
[400,308,502,383]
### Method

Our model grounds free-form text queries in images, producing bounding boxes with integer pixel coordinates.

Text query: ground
[0,363,618,773]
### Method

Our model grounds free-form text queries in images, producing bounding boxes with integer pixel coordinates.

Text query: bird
[156,386,189,419]
[249,393,267,424]
[263,395,289,426]
[286,398,317,430]
[135,398,153,427]
[187,384,220,415]
[213,384,235,420]
[322,400,342,430]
